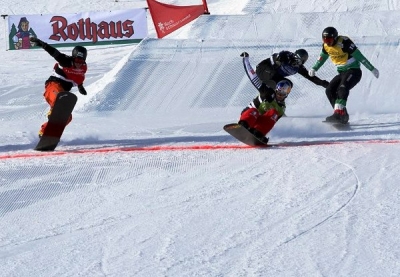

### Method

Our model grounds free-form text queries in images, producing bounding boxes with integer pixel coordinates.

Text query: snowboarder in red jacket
[30,36,88,137]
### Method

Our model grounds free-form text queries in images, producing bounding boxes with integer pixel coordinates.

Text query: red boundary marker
[1,140,400,160]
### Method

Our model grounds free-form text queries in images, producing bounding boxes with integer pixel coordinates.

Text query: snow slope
[1,0,400,276]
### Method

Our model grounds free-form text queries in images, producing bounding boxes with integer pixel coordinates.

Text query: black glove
[321,80,329,88]
[78,84,87,95]
[30,37,44,47]
[240,52,249,57]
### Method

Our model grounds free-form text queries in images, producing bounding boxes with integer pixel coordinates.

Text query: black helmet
[294,49,308,64]
[322,27,338,45]
[72,45,87,61]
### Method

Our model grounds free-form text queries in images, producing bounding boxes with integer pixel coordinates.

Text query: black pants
[325,68,362,108]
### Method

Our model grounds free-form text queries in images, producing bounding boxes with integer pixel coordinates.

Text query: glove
[30,37,44,47]
[372,68,379,79]
[240,52,249,57]
[78,84,87,95]
[309,68,316,77]
[321,80,329,88]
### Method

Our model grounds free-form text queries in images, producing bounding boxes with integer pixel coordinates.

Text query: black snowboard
[35,92,77,151]
[224,123,269,147]
[322,120,350,130]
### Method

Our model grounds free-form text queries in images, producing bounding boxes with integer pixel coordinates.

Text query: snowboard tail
[224,123,269,147]
[35,92,77,151]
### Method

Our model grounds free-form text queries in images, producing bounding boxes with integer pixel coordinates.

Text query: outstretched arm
[298,66,329,88]
[30,37,62,60]
[308,51,329,77]
[241,52,263,90]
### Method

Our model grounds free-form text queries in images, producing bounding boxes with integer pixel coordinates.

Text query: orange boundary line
[1,140,400,160]
[0,144,252,160]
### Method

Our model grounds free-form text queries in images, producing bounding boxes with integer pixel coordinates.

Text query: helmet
[294,49,308,64]
[275,80,292,101]
[322,26,338,46]
[72,45,87,61]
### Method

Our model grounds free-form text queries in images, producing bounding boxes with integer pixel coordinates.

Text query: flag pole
[202,0,210,14]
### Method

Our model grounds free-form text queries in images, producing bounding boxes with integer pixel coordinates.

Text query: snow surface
[1,0,400,276]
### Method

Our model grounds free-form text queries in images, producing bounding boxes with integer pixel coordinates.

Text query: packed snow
[1,0,400,276]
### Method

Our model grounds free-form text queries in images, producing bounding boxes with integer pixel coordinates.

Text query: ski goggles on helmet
[323,37,335,45]
[292,55,303,66]
[275,90,288,101]
[74,57,85,64]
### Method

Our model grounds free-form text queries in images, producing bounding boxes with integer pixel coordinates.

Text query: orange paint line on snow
[0,144,252,160]
[1,140,400,160]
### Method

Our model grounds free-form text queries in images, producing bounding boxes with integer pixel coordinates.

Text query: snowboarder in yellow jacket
[309,26,379,124]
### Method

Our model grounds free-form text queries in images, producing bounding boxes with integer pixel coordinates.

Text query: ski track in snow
[281,157,360,245]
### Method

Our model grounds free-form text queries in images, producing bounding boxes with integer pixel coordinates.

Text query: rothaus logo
[49,16,135,43]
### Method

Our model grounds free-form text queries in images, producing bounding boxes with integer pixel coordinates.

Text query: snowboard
[224,123,269,147]
[322,120,350,130]
[35,91,78,151]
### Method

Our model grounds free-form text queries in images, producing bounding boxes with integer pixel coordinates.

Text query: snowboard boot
[325,108,349,124]
[250,128,269,144]
[258,136,269,144]
[238,120,250,129]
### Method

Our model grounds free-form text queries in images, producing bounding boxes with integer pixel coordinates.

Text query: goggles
[323,37,335,45]
[74,57,85,64]
[275,83,291,101]
[292,55,303,66]
[275,90,288,101]
[276,90,287,97]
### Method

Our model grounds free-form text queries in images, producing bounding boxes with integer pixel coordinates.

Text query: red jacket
[43,44,87,91]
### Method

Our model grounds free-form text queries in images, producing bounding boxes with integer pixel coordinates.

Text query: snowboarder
[29,36,88,137]
[238,79,292,144]
[252,49,330,89]
[308,26,379,124]
[239,49,328,142]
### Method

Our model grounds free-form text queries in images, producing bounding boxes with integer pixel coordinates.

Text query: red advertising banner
[147,0,209,38]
